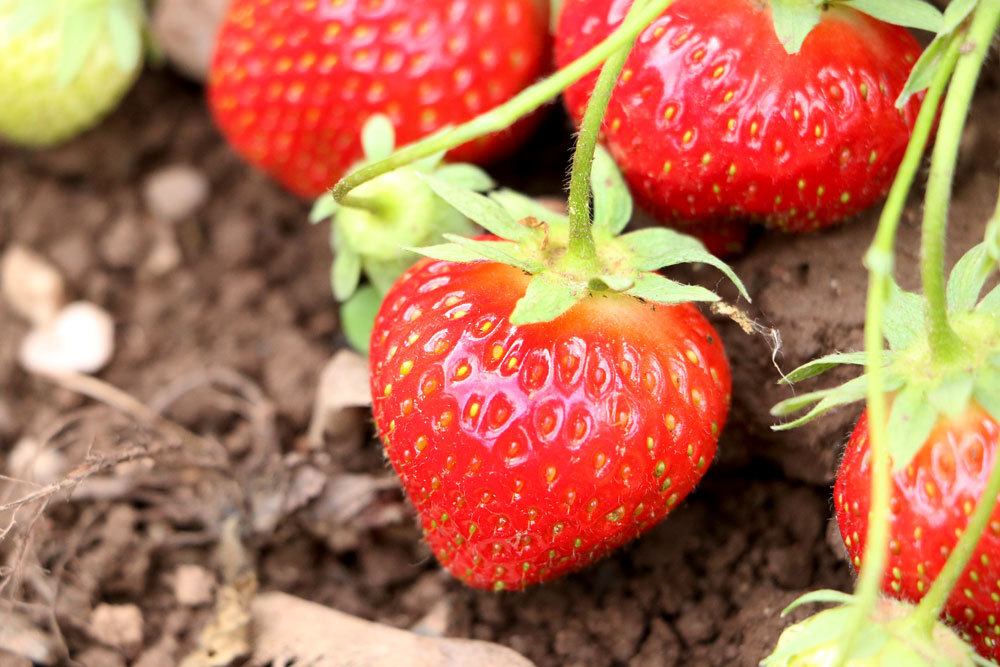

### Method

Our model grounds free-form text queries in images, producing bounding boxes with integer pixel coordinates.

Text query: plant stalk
[920,0,1000,365]
[834,30,965,665]
[563,0,664,270]
[331,0,675,204]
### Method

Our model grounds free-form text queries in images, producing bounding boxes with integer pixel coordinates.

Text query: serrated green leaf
[591,146,632,238]
[781,590,854,617]
[772,375,870,430]
[310,193,339,223]
[974,368,1000,424]
[780,352,868,384]
[768,0,823,54]
[433,163,495,192]
[341,286,381,354]
[421,174,536,242]
[948,243,994,314]
[2,0,55,42]
[408,242,492,264]
[490,189,568,228]
[107,1,142,73]
[58,4,104,86]
[887,385,940,471]
[626,273,719,305]
[442,234,543,273]
[885,281,925,351]
[332,246,362,301]
[617,227,750,301]
[510,274,583,325]
[841,0,942,33]
[361,114,395,161]
[928,373,975,417]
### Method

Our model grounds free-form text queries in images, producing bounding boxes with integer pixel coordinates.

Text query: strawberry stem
[920,1,1000,366]
[834,31,965,665]
[331,0,676,207]
[564,0,664,272]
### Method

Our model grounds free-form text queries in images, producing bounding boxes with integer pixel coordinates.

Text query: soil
[0,67,998,667]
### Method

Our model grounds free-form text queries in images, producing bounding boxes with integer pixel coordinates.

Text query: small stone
[7,437,67,485]
[100,215,146,269]
[173,565,216,607]
[143,224,183,276]
[143,165,209,223]
[19,302,115,375]
[0,245,66,325]
[76,647,126,667]
[89,603,144,649]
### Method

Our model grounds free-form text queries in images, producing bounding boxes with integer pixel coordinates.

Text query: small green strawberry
[0,0,145,147]
[310,115,493,353]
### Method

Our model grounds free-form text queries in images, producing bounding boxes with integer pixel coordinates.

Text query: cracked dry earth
[0,67,998,666]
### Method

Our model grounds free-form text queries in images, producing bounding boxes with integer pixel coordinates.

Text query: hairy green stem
[834,31,965,665]
[564,0,662,270]
[921,1,1000,365]
[331,0,675,204]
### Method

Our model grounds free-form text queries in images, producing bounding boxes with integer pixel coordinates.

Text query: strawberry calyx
[409,146,750,326]
[311,115,493,351]
[762,593,987,666]
[772,238,1000,473]
[1,0,145,86]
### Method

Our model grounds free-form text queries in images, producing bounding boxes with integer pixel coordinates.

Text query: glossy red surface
[370,258,731,590]
[209,0,547,197]
[837,407,1000,661]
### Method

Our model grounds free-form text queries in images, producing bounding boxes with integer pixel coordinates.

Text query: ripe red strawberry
[209,0,548,197]
[555,0,924,252]
[836,406,1000,660]
[370,255,731,590]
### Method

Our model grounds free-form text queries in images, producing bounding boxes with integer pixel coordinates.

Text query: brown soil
[0,69,997,666]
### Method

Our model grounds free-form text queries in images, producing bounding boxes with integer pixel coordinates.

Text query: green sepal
[979,285,1000,313]
[332,246,362,301]
[762,604,854,666]
[591,147,632,238]
[433,163,496,191]
[597,274,635,292]
[780,351,868,385]
[626,273,720,305]
[510,273,584,326]
[420,174,538,243]
[781,590,855,617]
[771,375,875,430]
[886,385,940,471]
[490,189,568,228]
[310,193,339,223]
[974,367,1000,424]
[341,286,381,354]
[841,0,943,33]
[948,242,994,314]
[363,255,413,295]
[885,281,924,351]
[898,0,976,105]
[361,114,396,162]
[617,227,750,301]
[768,0,823,54]
[407,242,493,264]
[928,373,975,418]
[441,234,543,273]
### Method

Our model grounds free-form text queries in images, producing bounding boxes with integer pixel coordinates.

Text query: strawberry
[555,0,929,252]
[836,406,1000,661]
[367,148,748,590]
[0,0,145,147]
[208,0,548,198]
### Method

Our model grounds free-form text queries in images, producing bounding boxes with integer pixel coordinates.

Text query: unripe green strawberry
[0,0,145,147]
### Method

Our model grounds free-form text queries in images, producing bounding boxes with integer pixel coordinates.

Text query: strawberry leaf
[408,242,492,264]
[597,274,635,292]
[442,234,544,273]
[887,385,939,471]
[490,190,568,228]
[433,163,495,192]
[617,228,750,300]
[979,285,1000,313]
[840,0,943,33]
[332,246,362,301]
[884,281,924,351]
[626,273,719,305]
[780,352,868,384]
[310,193,339,223]
[107,0,143,73]
[510,274,583,325]
[361,114,396,162]
[421,175,537,242]
[947,242,994,314]
[898,0,976,104]
[762,605,851,665]
[768,0,823,55]
[341,285,381,354]
[781,590,854,617]
[58,4,104,86]
[591,147,632,238]
[771,375,872,430]
[927,373,975,417]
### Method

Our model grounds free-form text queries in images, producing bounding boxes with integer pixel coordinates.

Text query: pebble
[100,214,146,269]
[0,245,66,325]
[143,165,209,223]
[19,302,115,375]
[7,437,68,486]
[89,604,144,650]
[173,565,216,607]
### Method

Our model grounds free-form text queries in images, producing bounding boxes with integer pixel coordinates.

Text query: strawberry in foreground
[772,240,1000,663]
[209,0,548,198]
[368,149,748,590]
[555,0,937,253]
[0,0,145,147]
